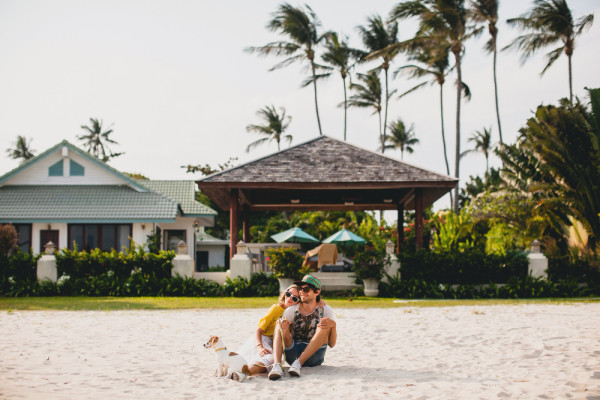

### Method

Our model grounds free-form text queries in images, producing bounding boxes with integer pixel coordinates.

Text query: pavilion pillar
[242,206,250,243]
[230,189,239,258]
[396,203,404,254]
[415,188,424,250]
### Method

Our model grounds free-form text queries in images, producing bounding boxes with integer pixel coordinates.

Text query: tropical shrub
[265,246,307,280]
[55,246,175,280]
[398,248,528,284]
[352,248,389,280]
[222,273,279,297]
[0,223,19,257]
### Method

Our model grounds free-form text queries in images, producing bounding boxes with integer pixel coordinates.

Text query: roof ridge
[199,136,325,181]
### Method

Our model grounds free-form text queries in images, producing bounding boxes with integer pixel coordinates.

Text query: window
[14,224,32,253]
[196,251,209,272]
[69,160,84,176]
[164,230,186,252]
[48,160,63,176]
[69,224,131,251]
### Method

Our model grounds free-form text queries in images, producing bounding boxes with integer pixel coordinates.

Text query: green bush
[56,246,175,280]
[352,248,389,280]
[223,273,279,297]
[265,247,307,280]
[398,248,528,284]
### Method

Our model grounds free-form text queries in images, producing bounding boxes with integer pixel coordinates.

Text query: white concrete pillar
[37,241,57,282]
[527,239,548,279]
[172,241,194,278]
[382,240,400,283]
[229,241,252,281]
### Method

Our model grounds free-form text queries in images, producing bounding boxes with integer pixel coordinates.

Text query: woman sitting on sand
[239,285,301,375]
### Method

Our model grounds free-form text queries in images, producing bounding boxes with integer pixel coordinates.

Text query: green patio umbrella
[271,227,319,243]
[322,228,366,245]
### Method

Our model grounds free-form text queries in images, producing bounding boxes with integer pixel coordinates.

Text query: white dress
[238,334,275,367]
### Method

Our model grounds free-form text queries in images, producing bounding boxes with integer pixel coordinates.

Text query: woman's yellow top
[257,304,285,338]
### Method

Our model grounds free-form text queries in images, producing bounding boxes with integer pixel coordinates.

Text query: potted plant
[265,247,308,294]
[352,248,390,297]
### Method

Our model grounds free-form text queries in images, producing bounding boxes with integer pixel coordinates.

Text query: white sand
[1,303,599,399]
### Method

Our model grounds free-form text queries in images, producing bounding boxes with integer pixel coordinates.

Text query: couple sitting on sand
[239,274,337,380]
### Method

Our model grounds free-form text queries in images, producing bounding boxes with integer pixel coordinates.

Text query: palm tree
[6,135,36,162]
[505,0,594,103]
[463,127,494,173]
[391,0,479,212]
[346,71,385,150]
[246,3,326,135]
[246,105,292,152]
[396,44,453,177]
[357,15,399,152]
[77,118,122,162]
[470,0,503,143]
[384,118,419,160]
[314,32,364,141]
[496,88,600,249]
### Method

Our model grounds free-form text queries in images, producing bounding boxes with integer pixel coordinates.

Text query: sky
[1,0,599,212]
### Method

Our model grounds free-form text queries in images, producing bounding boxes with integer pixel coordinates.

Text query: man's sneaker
[288,359,302,377]
[268,363,283,381]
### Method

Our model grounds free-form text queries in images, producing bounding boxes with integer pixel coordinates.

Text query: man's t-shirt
[282,304,334,343]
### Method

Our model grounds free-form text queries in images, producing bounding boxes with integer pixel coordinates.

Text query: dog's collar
[214,347,227,352]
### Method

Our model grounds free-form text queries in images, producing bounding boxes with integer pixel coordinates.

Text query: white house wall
[132,222,150,251]
[4,147,128,186]
[157,217,196,257]
[32,222,67,254]
[196,244,226,268]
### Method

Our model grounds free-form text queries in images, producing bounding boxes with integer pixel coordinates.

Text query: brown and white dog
[203,336,251,382]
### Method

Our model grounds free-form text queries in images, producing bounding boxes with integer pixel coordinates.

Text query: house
[0,140,227,270]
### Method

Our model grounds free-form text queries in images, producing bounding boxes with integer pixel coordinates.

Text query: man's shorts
[284,340,327,367]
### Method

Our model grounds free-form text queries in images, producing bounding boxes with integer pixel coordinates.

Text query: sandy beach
[1,302,599,399]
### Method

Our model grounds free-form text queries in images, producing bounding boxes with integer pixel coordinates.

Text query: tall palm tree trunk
[343,76,348,141]
[453,52,463,213]
[311,62,324,135]
[378,110,383,151]
[493,45,503,143]
[439,83,454,208]
[383,68,390,153]
[568,54,573,103]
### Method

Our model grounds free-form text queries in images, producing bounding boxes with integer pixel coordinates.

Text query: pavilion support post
[230,189,239,259]
[242,206,250,243]
[415,188,424,250]
[396,203,404,254]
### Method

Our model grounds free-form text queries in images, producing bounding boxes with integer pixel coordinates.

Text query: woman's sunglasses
[285,291,300,303]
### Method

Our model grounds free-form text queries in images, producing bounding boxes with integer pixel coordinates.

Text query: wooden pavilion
[196,136,457,258]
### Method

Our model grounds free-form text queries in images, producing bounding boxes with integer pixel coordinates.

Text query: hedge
[1,247,598,298]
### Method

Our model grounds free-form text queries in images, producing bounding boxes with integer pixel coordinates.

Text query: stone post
[229,241,252,281]
[527,239,548,279]
[382,240,400,283]
[172,240,194,278]
[37,241,57,282]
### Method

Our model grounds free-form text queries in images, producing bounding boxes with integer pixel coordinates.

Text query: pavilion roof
[197,136,457,211]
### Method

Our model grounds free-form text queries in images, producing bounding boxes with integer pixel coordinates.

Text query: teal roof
[139,180,217,216]
[195,230,228,244]
[0,185,178,223]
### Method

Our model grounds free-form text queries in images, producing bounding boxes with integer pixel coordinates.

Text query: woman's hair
[278,284,297,307]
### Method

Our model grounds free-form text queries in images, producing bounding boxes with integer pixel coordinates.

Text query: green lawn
[0,296,598,311]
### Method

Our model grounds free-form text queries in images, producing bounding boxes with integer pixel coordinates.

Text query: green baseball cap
[295,274,322,291]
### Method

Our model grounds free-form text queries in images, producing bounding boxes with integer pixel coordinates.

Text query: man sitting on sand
[268,274,337,380]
